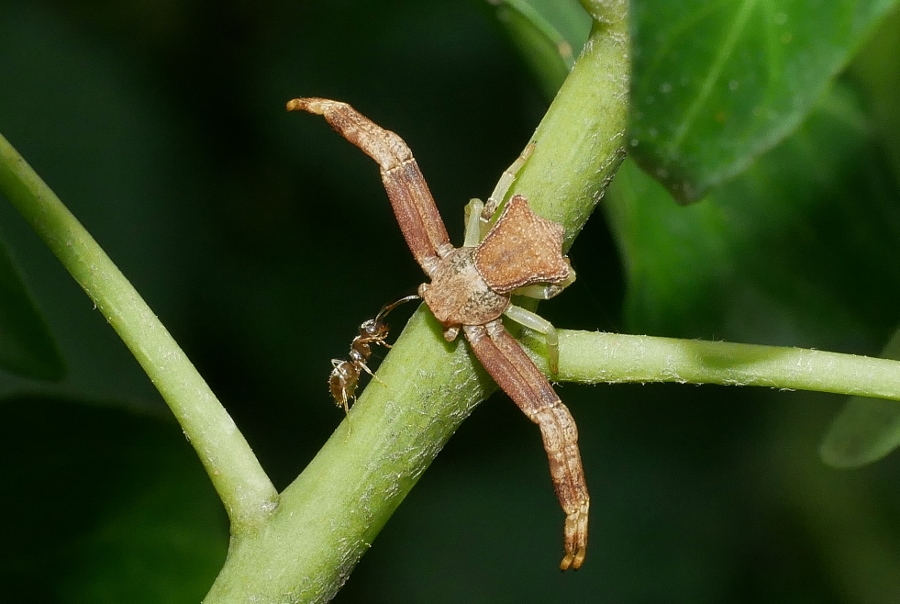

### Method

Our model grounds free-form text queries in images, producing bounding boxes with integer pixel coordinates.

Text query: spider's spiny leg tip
[573,547,586,569]
[559,548,586,571]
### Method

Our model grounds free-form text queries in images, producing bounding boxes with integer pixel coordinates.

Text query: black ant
[329,295,420,414]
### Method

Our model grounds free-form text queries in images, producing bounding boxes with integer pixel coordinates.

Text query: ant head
[361,319,389,338]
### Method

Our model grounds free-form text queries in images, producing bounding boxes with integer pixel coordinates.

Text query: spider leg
[502,304,561,375]
[287,98,452,276]
[463,198,485,248]
[463,321,589,570]
[501,260,576,375]
[481,142,535,231]
[466,145,535,246]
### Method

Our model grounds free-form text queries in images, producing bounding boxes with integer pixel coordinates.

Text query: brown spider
[288,98,589,570]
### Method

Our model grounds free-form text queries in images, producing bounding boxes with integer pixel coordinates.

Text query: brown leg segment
[287,98,451,276]
[463,321,589,570]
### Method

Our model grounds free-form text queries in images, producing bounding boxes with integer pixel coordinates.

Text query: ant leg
[356,360,387,387]
[287,98,452,277]
[503,305,561,375]
[481,142,536,229]
[356,361,376,378]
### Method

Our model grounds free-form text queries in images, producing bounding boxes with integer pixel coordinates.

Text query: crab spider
[288,97,589,571]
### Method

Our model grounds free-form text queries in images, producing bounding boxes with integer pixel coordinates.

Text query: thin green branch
[523,330,900,401]
[0,132,277,532]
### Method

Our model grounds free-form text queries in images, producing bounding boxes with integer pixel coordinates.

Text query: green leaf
[849,6,900,199]
[817,7,900,469]
[487,0,592,99]
[0,236,64,380]
[0,398,227,602]
[0,3,210,408]
[605,82,900,351]
[629,0,898,202]
[819,328,900,468]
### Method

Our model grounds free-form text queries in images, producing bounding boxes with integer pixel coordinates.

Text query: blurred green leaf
[850,6,900,202]
[487,0,592,98]
[817,8,900,470]
[606,82,900,350]
[0,237,64,380]
[0,3,207,409]
[820,328,900,468]
[0,398,227,602]
[629,0,898,202]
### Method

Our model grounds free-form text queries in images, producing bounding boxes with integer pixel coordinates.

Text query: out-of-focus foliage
[0,398,227,603]
[821,329,900,468]
[819,7,900,469]
[629,0,897,203]
[607,83,900,350]
[1,0,900,602]
[0,237,63,379]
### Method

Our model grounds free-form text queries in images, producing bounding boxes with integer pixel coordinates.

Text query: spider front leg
[287,98,452,276]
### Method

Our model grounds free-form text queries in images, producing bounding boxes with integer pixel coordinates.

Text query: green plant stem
[0,132,278,532]
[203,7,631,603]
[522,330,900,401]
[515,4,629,248]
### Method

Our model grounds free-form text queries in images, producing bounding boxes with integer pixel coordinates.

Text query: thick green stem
[203,7,631,604]
[0,132,277,532]
[514,8,629,248]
